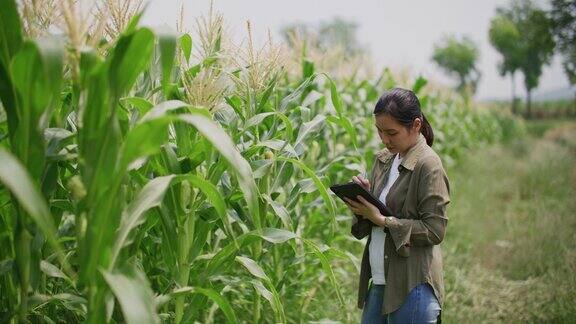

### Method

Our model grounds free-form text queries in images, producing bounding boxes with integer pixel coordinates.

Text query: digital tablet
[329,181,393,216]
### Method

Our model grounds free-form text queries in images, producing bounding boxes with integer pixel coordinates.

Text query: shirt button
[384,255,388,259]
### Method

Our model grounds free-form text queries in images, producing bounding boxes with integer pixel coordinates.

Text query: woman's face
[375,113,421,156]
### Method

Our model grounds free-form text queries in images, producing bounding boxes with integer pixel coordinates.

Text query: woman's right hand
[352,173,370,191]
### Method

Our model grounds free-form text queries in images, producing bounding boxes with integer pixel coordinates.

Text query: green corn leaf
[303,239,345,307]
[276,157,337,234]
[40,260,71,284]
[120,100,208,170]
[29,293,86,315]
[140,100,209,121]
[155,26,177,95]
[117,108,259,252]
[253,140,298,157]
[119,10,145,36]
[10,37,64,178]
[236,255,285,322]
[294,114,326,153]
[188,219,213,263]
[178,114,261,230]
[302,59,315,79]
[179,33,192,63]
[182,174,233,239]
[44,128,74,159]
[102,265,160,324]
[78,54,118,200]
[224,95,245,122]
[0,0,23,66]
[162,286,238,324]
[261,196,293,230]
[244,112,294,144]
[259,227,297,244]
[203,229,296,278]
[257,77,277,113]
[326,115,358,151]
[383,67,396,89]
[120,117,171,170]
[203,238,250,277]
[236,255,269,281]
[250,278,286,323]
[412,75,428,94]
[109,27,155,96]
[0,0,23,133]
[245,112,275,129]
[279,74,317,112]
[111,171,232,269]
[323,74,359,150]
[184,63,202,80]
[110,175,175,267]
[275,111,294,143]
[122,102,259,229]
[0,149,71,276]
[250,279,274,305]
[324,74,344,116]
[121,97,154,115]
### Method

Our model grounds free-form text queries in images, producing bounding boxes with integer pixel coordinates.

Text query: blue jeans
[361,282,441,324]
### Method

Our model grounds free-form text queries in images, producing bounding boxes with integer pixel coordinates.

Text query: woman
[343,88,450,323]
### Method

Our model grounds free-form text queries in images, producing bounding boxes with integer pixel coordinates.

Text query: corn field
[0,1,520,323]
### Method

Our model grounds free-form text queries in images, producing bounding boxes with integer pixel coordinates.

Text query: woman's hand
[344,196,387,227]
[352,173,370,191]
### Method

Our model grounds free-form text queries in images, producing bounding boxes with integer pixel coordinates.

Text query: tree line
[432,0,575,117]
[280,0,575,118]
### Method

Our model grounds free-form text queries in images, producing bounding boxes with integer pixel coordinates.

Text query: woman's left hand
[344,196,387,227]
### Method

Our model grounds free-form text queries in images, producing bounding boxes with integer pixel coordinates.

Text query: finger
[355,176,369,188]
[344,200,356,211]
[348,201,359,208]
[356,195,371,206]
[346,198,361,208]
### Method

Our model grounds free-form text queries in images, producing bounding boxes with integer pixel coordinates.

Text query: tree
[550,0,576,112]
[280,17,364,55]
[431,35,481,95]
[497,0,555,118]
[489,15,522,114]
[317,17,364,55]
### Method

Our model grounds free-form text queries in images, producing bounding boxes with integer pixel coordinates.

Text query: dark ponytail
[420,113,434,146]
[373,88,434,146]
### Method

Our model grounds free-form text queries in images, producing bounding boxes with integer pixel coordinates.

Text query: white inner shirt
[369,153,402,285]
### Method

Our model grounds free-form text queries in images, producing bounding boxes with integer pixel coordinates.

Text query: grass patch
[443,124,576,323]
[524,119,575,137]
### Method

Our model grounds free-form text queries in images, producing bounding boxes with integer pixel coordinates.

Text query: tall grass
[0,1,520,322]
[442,123,576,323]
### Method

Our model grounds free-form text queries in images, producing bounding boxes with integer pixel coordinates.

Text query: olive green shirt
[351,133,451,314]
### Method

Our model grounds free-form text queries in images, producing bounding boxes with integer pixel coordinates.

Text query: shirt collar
[375,133,428,171]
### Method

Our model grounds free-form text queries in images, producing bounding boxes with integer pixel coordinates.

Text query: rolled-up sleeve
[386,157,450,253]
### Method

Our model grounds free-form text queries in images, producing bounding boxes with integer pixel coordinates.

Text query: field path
[443,121,576,323]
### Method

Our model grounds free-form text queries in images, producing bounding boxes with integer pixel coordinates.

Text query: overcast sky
[142,0,571,100]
